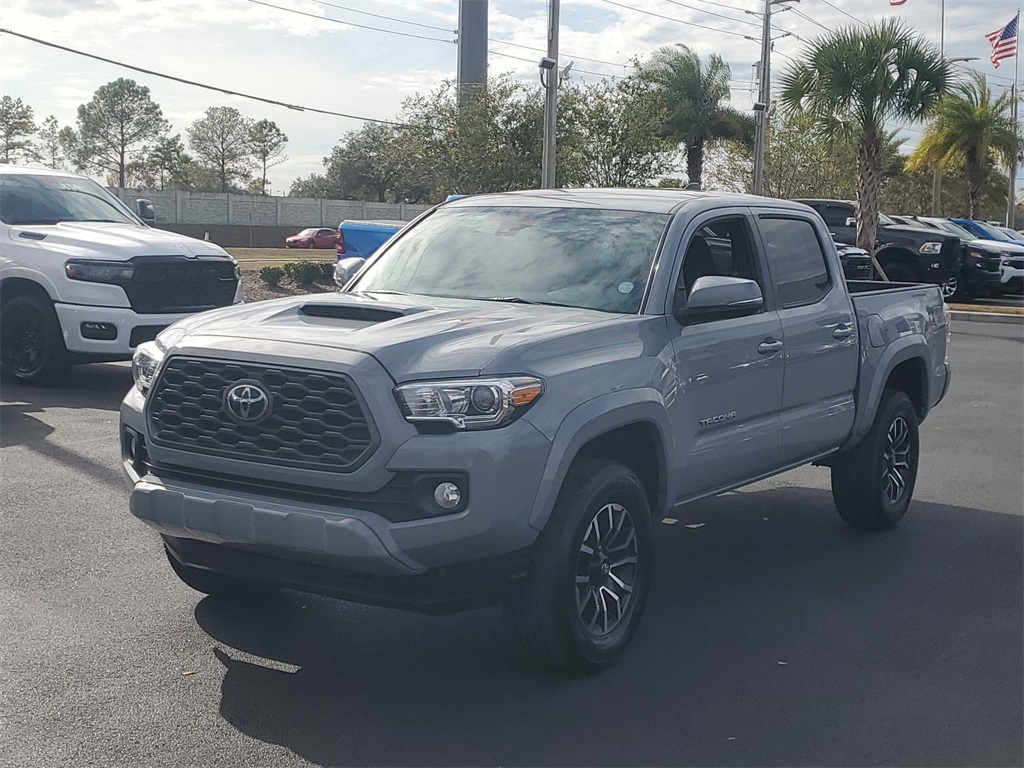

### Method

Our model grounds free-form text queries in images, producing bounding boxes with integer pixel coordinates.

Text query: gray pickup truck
[121,190,951,672]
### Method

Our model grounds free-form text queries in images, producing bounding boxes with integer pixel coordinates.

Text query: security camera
[539,57,557,70]
[753,101,767,111]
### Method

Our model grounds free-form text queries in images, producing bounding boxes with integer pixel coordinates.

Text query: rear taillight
[336,230,346,255]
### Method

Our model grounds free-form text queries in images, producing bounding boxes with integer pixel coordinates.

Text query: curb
[950,310,1024,325]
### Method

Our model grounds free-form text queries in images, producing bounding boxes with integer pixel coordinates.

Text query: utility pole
[931,0,945,215]
[540,0,560,189]
[752,0,772,195]
[457,0,488,107]
[751,0,796,196]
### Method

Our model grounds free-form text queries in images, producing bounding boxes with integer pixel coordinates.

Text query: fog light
[434,482,462,510]
[81,321,117,340]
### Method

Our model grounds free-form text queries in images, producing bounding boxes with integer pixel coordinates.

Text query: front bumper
[121,365,552,592]
[54,303,196,357]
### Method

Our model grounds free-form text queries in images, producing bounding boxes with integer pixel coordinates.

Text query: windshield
[995,226,1023,241]
[970,221,1012,241]
[935,220,976,240]
[298,228,318,236]
[0,173,139,226]
[352,205,670,314]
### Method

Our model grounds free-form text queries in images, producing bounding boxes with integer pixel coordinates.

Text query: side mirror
[334,256,366,289]
[845,217,856,227]
[674,276,763,322]
[136,199,155,222]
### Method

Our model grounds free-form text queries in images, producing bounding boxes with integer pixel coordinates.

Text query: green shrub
[292,261,323,286]
[320,261,336,280]
[259,266,285,287]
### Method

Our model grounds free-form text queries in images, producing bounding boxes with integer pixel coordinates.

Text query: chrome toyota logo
[224,382,271,423]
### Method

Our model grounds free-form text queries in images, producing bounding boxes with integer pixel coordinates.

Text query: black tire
[883,263,916,284]
[165,546,274,600]
[0,293,71,386]
[504,459,654,673]
[831,389,919,530]
[307,241,315,249]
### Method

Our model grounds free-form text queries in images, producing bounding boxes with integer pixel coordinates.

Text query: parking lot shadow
[0,362,132,414]
[194,486,1023,767]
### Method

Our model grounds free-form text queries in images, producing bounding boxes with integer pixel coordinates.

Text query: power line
[788,7,832,33]
[247,0,454,43]
[487,38,632,70]
[817,0,867,27]
[306,0,455,33]
[594,0,753,40]
[0,28,408,126]
[656,0,762,29]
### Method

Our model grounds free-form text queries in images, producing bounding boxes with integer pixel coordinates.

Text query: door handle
[833,323,854,339]
[757,339,783,355]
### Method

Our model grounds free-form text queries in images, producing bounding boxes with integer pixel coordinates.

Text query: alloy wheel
[882,416,912,505]
[574,502,639,637]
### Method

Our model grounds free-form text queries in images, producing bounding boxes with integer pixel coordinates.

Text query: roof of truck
[0,165,79,178]
[443,188,808,215]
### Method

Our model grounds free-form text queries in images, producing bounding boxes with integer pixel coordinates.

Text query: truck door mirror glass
[334,256,366,288]
[675,276,763,322]
[136,199,155,222]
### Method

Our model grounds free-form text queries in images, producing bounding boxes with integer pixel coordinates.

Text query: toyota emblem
[224,381,271,423]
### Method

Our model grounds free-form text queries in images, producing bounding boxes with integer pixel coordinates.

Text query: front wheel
[504,459,654,673]
[0,294,71,386]
[831,389,919,529]
[940,274,963,302]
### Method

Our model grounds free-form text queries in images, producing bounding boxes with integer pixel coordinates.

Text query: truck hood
[966,237,1024,254]
[880,224,958,243]
[162,291,622,381]
[7,221,231,260]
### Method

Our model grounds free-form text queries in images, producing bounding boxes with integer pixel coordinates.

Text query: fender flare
[0,269,60,302]
[527,389,674,531]
[845,336,929,449]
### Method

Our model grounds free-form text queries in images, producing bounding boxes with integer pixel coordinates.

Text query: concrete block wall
[112,188,429,228]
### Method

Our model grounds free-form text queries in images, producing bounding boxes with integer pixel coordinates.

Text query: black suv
[794,199,960,293]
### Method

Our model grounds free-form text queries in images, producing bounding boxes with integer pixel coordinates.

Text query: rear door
[668,210,786,501]
[754,211,858,463]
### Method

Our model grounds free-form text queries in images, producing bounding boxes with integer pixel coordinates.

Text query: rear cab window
[758,217,833,307]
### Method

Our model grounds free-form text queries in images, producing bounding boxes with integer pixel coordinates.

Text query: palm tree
[778,19,952,262]
[638,44,753,188]
[908,72,1018,218]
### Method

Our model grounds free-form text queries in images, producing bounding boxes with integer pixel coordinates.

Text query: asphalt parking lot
[1,320,1021,768]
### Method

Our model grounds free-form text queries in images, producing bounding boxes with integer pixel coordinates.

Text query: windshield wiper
[485,296,541,304]
[77,218,122,223]
[9,218,62,225]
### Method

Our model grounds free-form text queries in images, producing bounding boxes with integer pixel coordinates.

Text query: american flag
[986,13,1019,69]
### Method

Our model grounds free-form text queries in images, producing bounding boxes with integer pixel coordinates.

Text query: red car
[285,227,339,249]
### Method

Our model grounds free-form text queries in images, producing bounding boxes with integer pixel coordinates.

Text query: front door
[668,214,785,502]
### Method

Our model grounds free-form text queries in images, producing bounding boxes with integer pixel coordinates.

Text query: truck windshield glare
[352,206,670,314]
[0,174,138,226]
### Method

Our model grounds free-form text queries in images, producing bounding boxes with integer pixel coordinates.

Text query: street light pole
[540,0,560,189]
[932,0,945,216]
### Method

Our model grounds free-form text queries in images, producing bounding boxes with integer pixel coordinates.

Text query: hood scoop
[299,303,410,323]
[18,231,47,241]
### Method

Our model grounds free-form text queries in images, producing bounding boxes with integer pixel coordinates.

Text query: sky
[0,0,1019,192]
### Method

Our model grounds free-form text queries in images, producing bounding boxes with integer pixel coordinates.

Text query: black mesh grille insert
[147,358,377,473]
[123,256,238,314]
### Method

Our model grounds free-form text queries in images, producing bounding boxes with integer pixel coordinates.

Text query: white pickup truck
[0,165,242,385]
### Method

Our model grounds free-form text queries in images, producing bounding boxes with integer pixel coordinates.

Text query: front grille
[122,256,238,314]
[1006,258,1024,270]
[147,357,377,473]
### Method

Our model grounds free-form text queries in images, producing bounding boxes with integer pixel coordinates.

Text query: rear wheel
[504,459,654,673]
[831,389,919,529]
[0,294,71,386]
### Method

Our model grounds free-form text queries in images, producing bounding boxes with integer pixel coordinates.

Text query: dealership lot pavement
[1,321,1021,768]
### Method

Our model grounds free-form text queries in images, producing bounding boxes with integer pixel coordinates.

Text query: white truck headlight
[65,259,135,283]
[919,242,943,255]
[395,377,544,430]
[131,341,164,395]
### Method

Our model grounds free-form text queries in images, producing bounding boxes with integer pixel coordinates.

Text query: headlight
[395,376,544,430]
[131,341,164,395]
[65,259,134,283]
[919,242,943,255]
[969,250,985,260]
